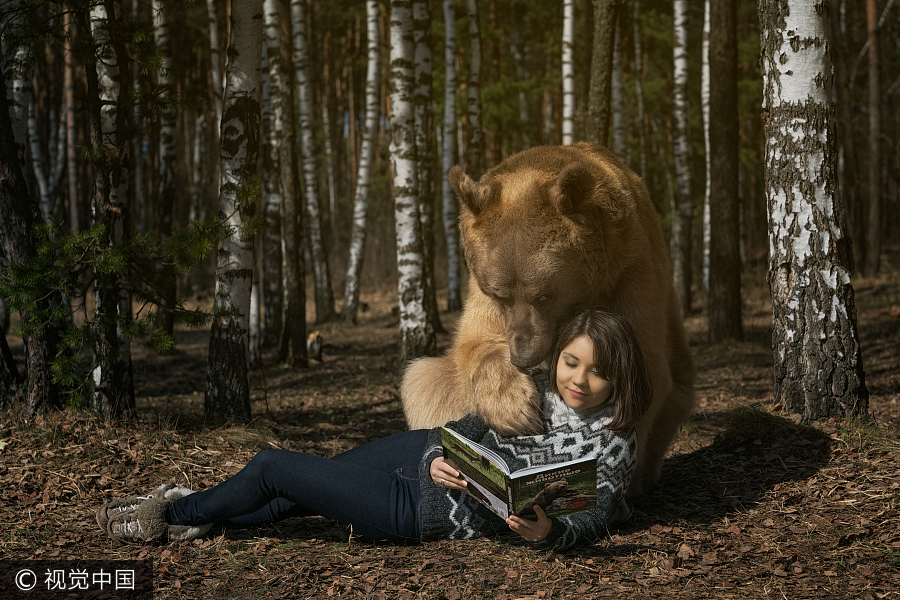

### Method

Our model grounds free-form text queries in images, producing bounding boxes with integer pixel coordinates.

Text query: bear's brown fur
[400,143,695,497]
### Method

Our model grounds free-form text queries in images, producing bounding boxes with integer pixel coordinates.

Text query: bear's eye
[536,293,551,303]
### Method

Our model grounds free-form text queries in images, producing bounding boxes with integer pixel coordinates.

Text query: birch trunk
[262,0,284,346]
[671,0,693,313]
[442,0,462,312]
[389,0,435,366]
[82,0,135,419]
[153,0,178,335]
[1,0,31,168]
[0,44,60,415]
[292,0,335,323]
[206,0,224,129]
[343,0,380,324]
[561,0,575,145]
[465,0,484,178]
[701,0,711,293]
[760,0,868,419]
[204,0,263,422]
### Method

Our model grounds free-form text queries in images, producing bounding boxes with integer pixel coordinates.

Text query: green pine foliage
[0,217,230,407]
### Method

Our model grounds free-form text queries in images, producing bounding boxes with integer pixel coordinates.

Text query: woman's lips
[567,388,587,398]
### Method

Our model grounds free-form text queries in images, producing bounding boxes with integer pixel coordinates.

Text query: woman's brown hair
[549,308,653,430]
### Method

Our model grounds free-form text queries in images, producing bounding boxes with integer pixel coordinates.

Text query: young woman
[97,308,652,550]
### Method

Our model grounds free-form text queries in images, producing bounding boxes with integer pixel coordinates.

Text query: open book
[440,427,597,520]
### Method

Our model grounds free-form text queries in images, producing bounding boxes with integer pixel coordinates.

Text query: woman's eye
[565,361,577,369]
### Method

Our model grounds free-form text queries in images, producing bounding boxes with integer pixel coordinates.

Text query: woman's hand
[429,457,467,490]
[506,505,552,543]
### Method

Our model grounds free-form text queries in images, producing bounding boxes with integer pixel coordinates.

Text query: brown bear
[400,142,695,497]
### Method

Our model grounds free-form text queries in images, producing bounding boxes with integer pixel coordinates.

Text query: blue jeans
[167,429,428,543]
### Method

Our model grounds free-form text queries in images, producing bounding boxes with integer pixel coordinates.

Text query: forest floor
[1,257,899,599]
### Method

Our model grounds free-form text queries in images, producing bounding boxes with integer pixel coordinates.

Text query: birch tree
[80,0,136,418]
[262,0,284,345]
[292,0,335,323]
[206,0,224,130]
[0,43,61,416]
[442,0,462,312]
[561,0,575,145]
[343,0,380,325]
[205,0,263,422]
[759,0,868,419]
[153,0,177,335]
[671,0,693,313]
[707,0,741,342]
[465,0,484,179]
[389,0,435,366]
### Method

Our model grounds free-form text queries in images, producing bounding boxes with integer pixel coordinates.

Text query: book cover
[440,427,597,520]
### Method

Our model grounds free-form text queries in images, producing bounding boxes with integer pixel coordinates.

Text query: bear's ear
[449,165,493,216]
[553,162,596,216]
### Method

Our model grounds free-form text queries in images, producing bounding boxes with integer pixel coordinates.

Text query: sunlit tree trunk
[671,0,692,313]
[153,0,178,335]
[561,0,575,145]
[442,0,462,313]
[82,0,135,419]
[864,0,881,275]
[205,0,263,422]
[707,0,741,343]
[343,0,380,325]
[760,0,868,419]
[465,0,484,179]
[262,0,284,346]
[586,0,619,146]
[389,0,435,367]
[633,0,647,178]
[292,0,335,323]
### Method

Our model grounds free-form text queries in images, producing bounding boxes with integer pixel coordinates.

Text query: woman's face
[555,335,612,411]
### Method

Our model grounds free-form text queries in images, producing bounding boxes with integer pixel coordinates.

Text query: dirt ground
[1,260,899,599]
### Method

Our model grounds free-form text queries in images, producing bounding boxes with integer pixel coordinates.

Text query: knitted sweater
[417,371,637,551]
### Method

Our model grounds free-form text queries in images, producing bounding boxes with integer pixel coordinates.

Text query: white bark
[1,0,31,165]
[292,0,335,323]
[262,0,284,343]
[205,0,263,421]
[561,0,575,145]
[701,0,711,293]
[671,0,692,312]
[206,0,224,130]
[442,0,462,312]
[343,0,381,324]
[760,0,867,418]
[390,0,434,362]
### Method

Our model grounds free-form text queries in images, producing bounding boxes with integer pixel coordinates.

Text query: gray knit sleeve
[537,428,637,551]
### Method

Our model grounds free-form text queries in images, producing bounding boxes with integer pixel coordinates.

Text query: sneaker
[95,482,177,534]
[107,495,171,544]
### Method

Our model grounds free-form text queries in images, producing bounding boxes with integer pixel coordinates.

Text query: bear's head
[450,151,617,370]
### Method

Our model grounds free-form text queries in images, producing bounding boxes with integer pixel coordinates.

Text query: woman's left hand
[506,505,551,543]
